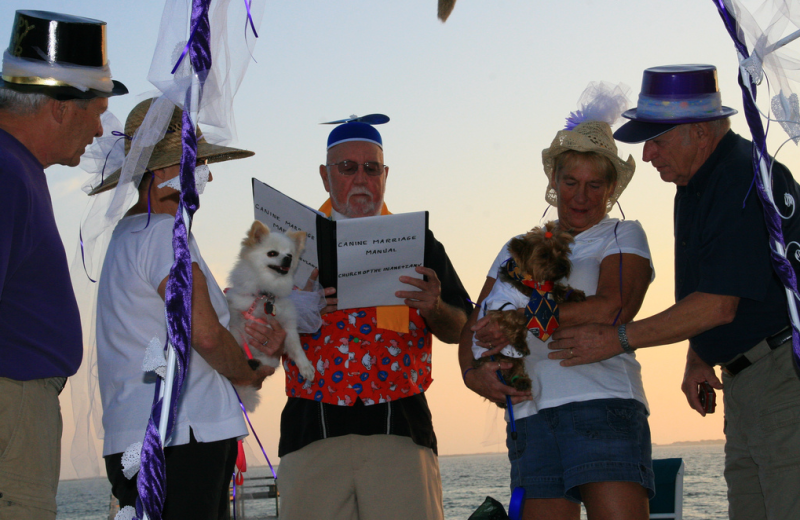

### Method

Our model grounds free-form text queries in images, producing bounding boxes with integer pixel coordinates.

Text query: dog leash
[490,355,525,520]
[238,293,277,360]
[230,387,278,520]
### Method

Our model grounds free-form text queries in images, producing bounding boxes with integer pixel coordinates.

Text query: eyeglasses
[326,160,387,176]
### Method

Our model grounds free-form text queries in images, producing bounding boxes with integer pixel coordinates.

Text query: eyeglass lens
[332,160,385,176]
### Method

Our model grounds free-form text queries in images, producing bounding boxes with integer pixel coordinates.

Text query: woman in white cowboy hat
[460,85,656,520]
[93,98,284,519]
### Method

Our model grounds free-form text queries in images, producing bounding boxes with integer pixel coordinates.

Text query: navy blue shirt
[0,128,82,379]
[675,131,795,365]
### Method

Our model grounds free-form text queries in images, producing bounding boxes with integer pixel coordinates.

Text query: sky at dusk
[3,0,798,479]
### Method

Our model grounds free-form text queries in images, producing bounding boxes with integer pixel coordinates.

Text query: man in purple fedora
[549,64,800,518]
[0,10,126,519]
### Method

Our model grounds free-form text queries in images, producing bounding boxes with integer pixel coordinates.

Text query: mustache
[347,187,373,198]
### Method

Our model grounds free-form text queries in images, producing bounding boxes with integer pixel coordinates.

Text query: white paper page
[336,211,427,309]
[252,179,322,287]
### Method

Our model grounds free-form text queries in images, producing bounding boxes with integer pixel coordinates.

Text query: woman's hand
[303,268,337,315]
[464,359,532,405]
[246,316,287,357]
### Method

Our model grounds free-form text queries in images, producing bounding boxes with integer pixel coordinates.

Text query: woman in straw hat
[93,98,284,518]
[460,84,656,519]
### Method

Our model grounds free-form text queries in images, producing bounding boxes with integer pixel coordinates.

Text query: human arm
[157,263,274,387]
[549,291,739,366]
[458,277,532,405]
[396,265,467,344]
[681,344,723,416]
[559,253,652,326]
[476,252,652,352]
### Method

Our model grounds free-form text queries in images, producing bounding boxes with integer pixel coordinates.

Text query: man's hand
[396,266,443,320]
[397,266,466,344]
[246,316,287,358]
[473,315,511,352]
[681,346,723,416]
[303,268,337,315]
[548,323,622,366]
[464,359,532,405]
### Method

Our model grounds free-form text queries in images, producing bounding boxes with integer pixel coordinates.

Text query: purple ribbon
[132,174,155,233]
[244,0,259,38]
[712,0,800,369]
[234,388,277,479]
[170,22,201,75]
[78,228,97,283]
[136,1,212,518]
[111,130,133,140]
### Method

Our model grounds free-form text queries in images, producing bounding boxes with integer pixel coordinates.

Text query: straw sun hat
[89,98,254,195]
[542,120,636,213]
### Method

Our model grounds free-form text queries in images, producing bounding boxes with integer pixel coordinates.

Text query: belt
[721,327,793,376]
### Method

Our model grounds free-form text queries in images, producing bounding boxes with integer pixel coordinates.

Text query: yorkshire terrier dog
[474,221,585,402]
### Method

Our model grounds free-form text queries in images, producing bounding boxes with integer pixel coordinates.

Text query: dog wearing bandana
[473,221,585,400]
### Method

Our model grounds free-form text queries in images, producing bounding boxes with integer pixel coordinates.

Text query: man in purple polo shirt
[0,11,126,519]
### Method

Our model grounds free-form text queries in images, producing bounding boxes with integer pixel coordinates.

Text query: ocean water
[56,443,726,519]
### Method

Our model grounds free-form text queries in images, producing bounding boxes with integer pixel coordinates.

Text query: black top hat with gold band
[1,10,127,100]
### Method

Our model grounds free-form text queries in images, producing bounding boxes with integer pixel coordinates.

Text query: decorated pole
[146,0,206,514]
[711,0,800,368]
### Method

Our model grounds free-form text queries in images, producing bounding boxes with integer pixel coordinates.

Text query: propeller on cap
[321,114,390,125]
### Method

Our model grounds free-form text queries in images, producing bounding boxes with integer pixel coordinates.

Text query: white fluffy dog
[226,220,315,411]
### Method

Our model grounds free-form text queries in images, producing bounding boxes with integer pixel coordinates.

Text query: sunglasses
[326,160,386,176]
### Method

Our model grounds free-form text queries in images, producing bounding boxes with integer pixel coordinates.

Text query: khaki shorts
[723,343,800,520]
[0,377,65,520]
[278,434,444,520]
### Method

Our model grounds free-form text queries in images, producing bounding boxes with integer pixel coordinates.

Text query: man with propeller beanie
[276,115,471,520]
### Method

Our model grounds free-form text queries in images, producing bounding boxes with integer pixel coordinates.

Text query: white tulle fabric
[149,0,265,145]
[725,0,800,143]
[288,289,327,334]
[68,0,268,478]
[566,81,631,129]
[1,51,115,92]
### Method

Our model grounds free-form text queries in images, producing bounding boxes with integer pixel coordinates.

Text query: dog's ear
[244,220,270,247]
[287,230,307,252]
[509,236,535,269]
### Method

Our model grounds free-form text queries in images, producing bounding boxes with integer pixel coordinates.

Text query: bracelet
[618,323,635,354]
[462,367,474,382]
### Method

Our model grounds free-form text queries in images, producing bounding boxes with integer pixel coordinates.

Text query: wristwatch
[617,323,635,354]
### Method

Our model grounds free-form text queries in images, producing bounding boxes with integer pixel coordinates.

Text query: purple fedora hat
[614,65,737,144]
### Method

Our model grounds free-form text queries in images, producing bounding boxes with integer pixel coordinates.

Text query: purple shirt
[0,128,82,379]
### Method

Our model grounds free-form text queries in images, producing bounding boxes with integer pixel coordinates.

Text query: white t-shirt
[478,216,654,421]
[97,214,247,456]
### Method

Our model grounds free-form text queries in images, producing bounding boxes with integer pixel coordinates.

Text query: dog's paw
[295,356,316,383]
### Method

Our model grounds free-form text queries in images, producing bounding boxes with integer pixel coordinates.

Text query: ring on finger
[569,348,574,358]
[262,339,269,346]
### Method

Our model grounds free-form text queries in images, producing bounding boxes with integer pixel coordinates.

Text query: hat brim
[0,78,128,100]
[613,120,678,144]
[542,128,636,213]
[88,141,254,195]
[621,106,738,124]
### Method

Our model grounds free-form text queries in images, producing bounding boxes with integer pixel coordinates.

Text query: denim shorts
[507,398,655,503]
